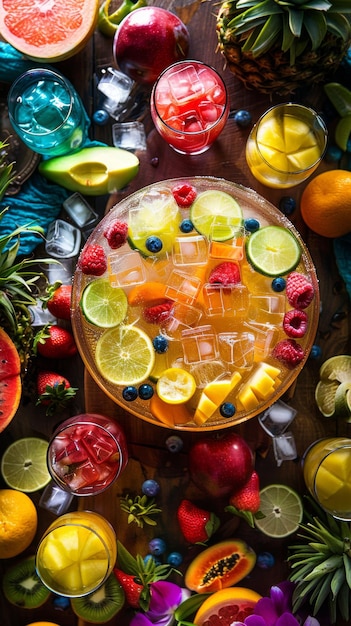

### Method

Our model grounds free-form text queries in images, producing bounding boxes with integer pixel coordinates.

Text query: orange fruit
[25,623,61,626]
[300,170,351,238]
[193,587,262,625]
[0,0,99,62]
[128,281,168,306]
[0,489,37,558]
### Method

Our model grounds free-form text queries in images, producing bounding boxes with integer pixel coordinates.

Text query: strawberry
[42,282,72,320]
[104,220,128,249]
[177,499,220,544]
[286,272,314,309]
[142,300,173,324]
[209,261,241,285]
[35,325,78,359]
[172,182,197,207]
[228,471,260,514]
[114,568,143,609]
[36,370,77,416]
[78,244,107,276]
[272,338,305,369]
[283,309,308,338]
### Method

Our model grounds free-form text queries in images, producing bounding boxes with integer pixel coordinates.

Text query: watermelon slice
[0,328,21,433]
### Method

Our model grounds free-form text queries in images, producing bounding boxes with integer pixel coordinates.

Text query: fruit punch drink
[47,413,128,495]
[151,60,229,155]
[246,103,327,188]
[8,68,87,157]
[36,510,117,596]
[303,438,351,521]
[71,178,319,431]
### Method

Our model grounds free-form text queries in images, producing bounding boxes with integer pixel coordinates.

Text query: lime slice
[156,367,196,404]
[80,278,128,328]
[255,484,303,538]
[315,379,339,418]
[1,437,51,492]
[190,190,243,240]
[319,355,351,383]
[334,382,351,420]
[245,225,301,276]
[95,325,155,386]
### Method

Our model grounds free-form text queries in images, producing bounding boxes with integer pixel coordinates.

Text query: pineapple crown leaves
[221,0,351,64]
[120,493,162,528]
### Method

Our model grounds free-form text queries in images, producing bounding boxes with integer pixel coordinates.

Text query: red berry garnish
[172,183,197,207]
[209,261,241,285]
[104,220,128,249]
[283,309,308,338]
[143,300,173,324]
[272,339,305,369]
[79,244,107,276]
[286,272,314,309]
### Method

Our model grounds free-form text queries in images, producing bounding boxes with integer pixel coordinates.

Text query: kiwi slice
[2,555,51,608]
[71,572,124,623]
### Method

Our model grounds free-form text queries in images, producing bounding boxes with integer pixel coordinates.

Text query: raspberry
[272,339,305,369]
[209,261,241,285]
[171,182,197,207]
[143,300,173,324]
[286,272,314,309]
[79,244,107,276]
[283,309,308,338]
[104,220,128,249]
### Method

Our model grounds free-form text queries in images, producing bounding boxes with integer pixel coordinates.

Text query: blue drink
[8,69,87,157]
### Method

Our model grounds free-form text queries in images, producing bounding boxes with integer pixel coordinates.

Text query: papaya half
[185,539,256,593]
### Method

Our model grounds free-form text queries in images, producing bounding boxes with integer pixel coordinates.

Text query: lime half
[315,379,340,418]
[96,325,155,386]
[1,437,51,492]
[246,225,301,276]
[255,484,303,538]
[319,355,351,383]
[190,190,243,240]
[81,279,128,328]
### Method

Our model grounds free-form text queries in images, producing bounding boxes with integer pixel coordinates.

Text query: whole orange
[25,623,61,626]
[300,170,351,238]
[0,489,37,558]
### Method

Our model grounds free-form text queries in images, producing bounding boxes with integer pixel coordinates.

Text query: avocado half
[39,146,139,195]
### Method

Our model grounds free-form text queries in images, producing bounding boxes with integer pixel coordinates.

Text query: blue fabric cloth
[0,43,106,255]
[333,234,351,301]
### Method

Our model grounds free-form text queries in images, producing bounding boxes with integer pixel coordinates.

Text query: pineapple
[216,0,351,96]
[288,498,351,623]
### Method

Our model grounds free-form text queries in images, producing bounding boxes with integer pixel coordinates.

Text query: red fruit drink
[47,413,128,495]
[151,60,229,155]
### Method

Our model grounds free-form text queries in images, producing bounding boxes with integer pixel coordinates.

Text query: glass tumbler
[245,103,327,188]
[47,413,128,496]
[8,68,87,157]
[303,437,351,521]
[150,60,229,155]
[35,510,117,597]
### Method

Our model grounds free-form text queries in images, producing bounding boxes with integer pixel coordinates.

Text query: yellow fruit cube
[203,372,242,404]
[257,117,285,152]
[80,532,106,561]
[237,385,259,411]
[53,563,82,591]
[80,558,108,588]
[283,116,311,152]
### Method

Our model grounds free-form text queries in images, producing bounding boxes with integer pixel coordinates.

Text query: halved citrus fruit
[315,379,340,418]
[0,0,99,62]
[246,225,301,276]
[318,355,351,383]
[156,367,196,404]
[190,190,243,240]
[1,438,51,493]
[193,587,262,625]
[254,484,303,538]
[80,279,128,328]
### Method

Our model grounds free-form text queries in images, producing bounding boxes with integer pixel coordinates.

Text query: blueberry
[149,537,166,556]
[233,109,252,128]
[245,217,260,233]
[139,384,154,400]
[144,553,161,566]
[122,386,138,401]
[257,551,275,569]
[146,236,163,253]
[142,479,160,497]
[153,335,169,353]
[279,196,296,216]
[93,109,109,125]
[53,595,70,610]
[167,551,183,567]
[220,402,236,418]
[165,435,183,453]
[310,344,322,359]
[180,219,194,233]
[272,277,286,292]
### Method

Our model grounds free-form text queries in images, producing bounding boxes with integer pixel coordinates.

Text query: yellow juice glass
[246,103,327,189]
[35,510,117,596]
[303,437,351,521]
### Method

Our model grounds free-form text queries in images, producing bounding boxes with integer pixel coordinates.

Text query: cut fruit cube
[150,393,193,427]
[42,537,76,571]
[260,362,281,379]
[249,370,275,400]
[257,117,285,151]
[237,385,260,411]
[194,394,218,425]
[53,563,82,591]
[287,146,321,170]
[283,117,311,152]
[80,532,106,561]
[202,372,242,404]
[80,558,108,587]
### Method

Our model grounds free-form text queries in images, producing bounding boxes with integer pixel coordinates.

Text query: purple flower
[130,581,190,626]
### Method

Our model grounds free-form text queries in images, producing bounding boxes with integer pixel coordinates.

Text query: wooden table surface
[1,1,351,625]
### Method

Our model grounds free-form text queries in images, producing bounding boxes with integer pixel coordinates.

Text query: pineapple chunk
[193,372,242,425]
[287,145,321,170]
[237,385,260,411]
[80,559,108,588]
[248,369,275,400]
[257,117,285,151]
[53,563,83,591]
[80,532,106,561]
[42,537,75,572]
[283,116,311,152]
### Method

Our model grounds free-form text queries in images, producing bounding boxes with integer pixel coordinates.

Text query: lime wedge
[335,114,351,151]
[1,438,51,492]
[80,279,128,328]
[255,484,303,538]
[334,382,351,420]
[95,325,155,386]
[319,355,351,383]
[315,379,340,418]
[190,190,243,240]
[245,225,301,276]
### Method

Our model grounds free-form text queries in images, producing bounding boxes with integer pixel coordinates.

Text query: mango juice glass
[35,510,117,596]
[303,437,351,520]
[246,103,327,189]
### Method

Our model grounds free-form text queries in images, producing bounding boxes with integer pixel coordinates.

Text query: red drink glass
[151,60,229,155]
[47,413,128,495]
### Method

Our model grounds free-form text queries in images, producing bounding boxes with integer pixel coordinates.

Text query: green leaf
[116,540,139,575]
[313,571,333,613]
[242,14,281,56]
[326,13,351,40]
[304,12,327,48]
[175,593,211,622]
[288,7,304,37]
[343,553,351,588]
[338,581,350,621]
[331,567,346,600]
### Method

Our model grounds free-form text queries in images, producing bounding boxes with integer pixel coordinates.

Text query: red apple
[113,6,190,85]
[188,432,254,498]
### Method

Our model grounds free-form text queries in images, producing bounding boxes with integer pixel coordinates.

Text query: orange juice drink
[35,511,117,596]
[246,103,327,189]
[303,438,351,520]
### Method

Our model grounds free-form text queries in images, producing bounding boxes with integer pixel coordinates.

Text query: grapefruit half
[193,587,262,625]
[0,0,99,62]
[0,328,21,433]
